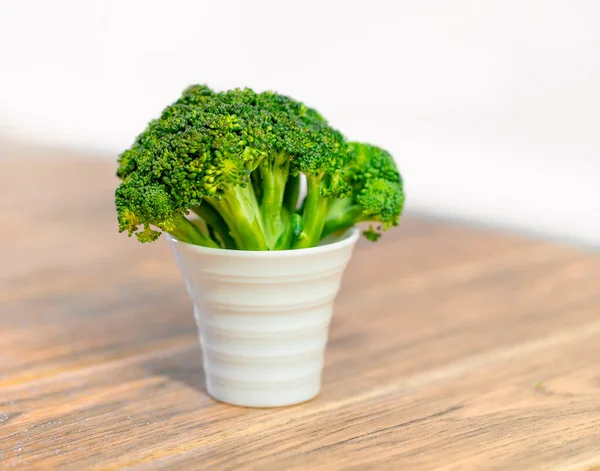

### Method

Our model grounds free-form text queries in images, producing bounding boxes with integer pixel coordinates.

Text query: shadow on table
[142,344,208,394]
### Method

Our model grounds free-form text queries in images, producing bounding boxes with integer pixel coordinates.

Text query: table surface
[2,144,600,470]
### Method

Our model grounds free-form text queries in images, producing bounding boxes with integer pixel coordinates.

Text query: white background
[1,0,598,247]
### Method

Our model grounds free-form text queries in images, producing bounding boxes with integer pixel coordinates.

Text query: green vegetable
[115,85,404,250]
[322,142,405,242]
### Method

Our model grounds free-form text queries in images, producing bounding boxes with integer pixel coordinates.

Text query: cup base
[206,375,322,408]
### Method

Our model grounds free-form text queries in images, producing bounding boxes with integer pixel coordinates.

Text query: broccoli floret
[115,174,219,247]
[322,142,405,241]
[115,85,404,250]
[116,86,274,249]
[252,91,350,249]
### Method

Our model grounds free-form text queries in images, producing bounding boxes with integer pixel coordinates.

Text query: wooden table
[2,144,600,470]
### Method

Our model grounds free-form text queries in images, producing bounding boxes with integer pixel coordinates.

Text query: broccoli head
[115,85,404,250]
[322,142,405,241]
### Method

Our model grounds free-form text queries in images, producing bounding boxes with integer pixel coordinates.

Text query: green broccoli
[322,142,405,242]
[115,85,404,250]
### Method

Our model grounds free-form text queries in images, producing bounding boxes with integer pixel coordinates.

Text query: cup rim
[167,226,361,258]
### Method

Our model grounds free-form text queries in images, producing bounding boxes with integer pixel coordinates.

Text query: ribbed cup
[168,228,360,407]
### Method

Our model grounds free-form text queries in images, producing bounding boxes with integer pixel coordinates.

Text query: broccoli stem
[259,154,290,249]
[321,198,363,238]
[191,204,237,249]
[283,173,301,214]
[169,217,220,248]
[274,222,292,250]
[207,185,268,251]
[275,212,303,249]
[292,175,329,249]
[251,170,263,205]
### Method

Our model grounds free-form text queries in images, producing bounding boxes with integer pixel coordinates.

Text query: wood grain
[1,142,599,470]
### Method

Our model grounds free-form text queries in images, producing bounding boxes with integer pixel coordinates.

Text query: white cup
[168,227,360,407]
